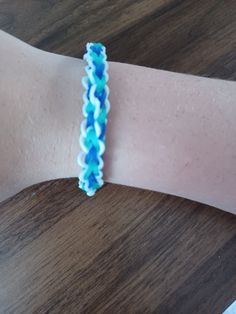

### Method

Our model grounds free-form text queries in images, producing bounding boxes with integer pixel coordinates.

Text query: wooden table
[0,1,236,313]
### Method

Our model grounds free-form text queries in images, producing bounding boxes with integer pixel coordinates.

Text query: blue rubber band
[77,43,110,196]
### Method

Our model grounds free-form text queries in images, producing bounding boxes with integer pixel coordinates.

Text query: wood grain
[0,1,236,313]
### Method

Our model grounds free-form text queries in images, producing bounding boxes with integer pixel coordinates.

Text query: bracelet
[77,43,110,196]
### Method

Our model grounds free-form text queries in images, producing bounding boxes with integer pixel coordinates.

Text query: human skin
[0,30,236,214]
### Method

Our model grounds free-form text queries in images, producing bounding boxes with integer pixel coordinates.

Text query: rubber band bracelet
[77,43,110,196]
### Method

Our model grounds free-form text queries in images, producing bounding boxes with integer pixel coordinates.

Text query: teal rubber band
[77,43,110,196]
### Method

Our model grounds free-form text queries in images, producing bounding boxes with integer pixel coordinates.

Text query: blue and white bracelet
[77,43,110,196]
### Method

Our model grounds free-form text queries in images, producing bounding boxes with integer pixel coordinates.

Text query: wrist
[0,32,85,200]
[31,49,84,183]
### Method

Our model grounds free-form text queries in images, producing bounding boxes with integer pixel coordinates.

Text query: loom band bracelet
[77,152,104,170]
[90,85,110,120]
[78,155,104,196]
[79,119,106,156]
[79,127,105,157]
[78,174,104,196]
[78,42,109,196]
[82,89,110,127]
[87,49,107,63]
[77,153,104,188]
[79,180,104,196]
[79,167,103,185]
[81,81,110,121]
[84,42,106,56]
[84,53,108,71]
[79,119,106,154]
[82,70,110,97]
[83,55,107,81]
[85,65,109,87]
[78,162,104,195]
[84,49,109,83]
[84,45,107,64]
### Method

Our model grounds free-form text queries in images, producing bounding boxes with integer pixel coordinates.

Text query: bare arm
[0,31,236,214]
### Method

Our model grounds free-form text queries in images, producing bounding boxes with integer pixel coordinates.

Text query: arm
[0,31,236,214]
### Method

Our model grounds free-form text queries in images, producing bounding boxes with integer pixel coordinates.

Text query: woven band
[77,43,110,196]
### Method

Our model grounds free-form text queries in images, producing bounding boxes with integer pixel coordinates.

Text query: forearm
[107,62,236,213]
[1,31,236,215]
